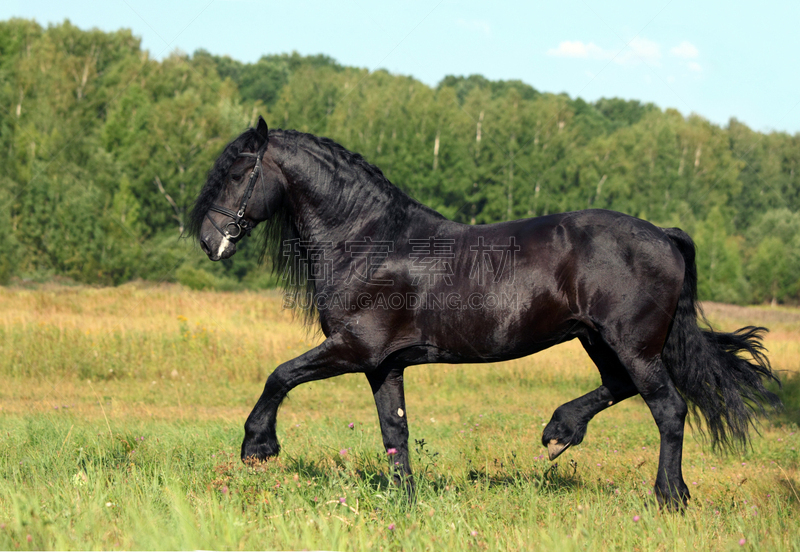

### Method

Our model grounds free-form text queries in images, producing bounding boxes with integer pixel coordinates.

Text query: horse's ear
[256,116,269,143]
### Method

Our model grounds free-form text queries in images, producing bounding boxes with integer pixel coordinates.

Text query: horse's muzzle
[201,236,236,261]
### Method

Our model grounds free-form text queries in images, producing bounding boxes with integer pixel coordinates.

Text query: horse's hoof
[241,440,280,463]
[655,485,690,512]
[547,439,571,461]
[658,498,688,513]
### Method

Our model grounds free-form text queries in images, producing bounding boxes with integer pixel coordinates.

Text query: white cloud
[456,19,492,38]
[547,37,661,67]
[670,41,699,59]
[687,61,703,73]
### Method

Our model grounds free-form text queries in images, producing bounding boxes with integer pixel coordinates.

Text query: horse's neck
[272,136,430,244]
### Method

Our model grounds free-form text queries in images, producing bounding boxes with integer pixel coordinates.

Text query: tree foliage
[1,19,798,303]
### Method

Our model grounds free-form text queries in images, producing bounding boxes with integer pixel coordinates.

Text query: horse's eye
[231,173,244,183]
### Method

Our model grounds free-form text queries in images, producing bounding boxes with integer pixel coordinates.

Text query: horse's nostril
[200,238,211,255]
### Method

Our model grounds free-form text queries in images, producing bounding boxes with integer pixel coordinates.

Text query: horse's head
[190,117,286,261]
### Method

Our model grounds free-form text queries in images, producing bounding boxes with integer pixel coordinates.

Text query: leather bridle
[206,146,266,240]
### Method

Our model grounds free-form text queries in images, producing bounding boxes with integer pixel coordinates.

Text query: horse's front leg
[366,364,414,497]
[242,334,365,462]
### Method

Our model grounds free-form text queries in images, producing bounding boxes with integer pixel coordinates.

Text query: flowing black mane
[275,128,444,221]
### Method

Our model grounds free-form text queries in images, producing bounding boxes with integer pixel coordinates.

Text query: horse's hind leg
[625,355,690,509]
[543,336,638,460]
[604,329,690,509]
[366,363,415,497]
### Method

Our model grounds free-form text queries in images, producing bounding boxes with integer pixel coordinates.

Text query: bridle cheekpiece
[206,145,267,241]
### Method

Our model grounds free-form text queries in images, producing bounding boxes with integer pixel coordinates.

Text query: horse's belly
[413,290,581,363]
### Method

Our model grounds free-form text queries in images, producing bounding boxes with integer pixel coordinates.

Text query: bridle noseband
[206,146,266,240]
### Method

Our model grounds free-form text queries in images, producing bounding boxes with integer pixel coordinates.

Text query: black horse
[189,117,779,508]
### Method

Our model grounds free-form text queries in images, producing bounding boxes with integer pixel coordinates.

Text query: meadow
[0,284,798,551]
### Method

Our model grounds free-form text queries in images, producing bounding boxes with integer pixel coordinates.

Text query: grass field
[1,284,799,551]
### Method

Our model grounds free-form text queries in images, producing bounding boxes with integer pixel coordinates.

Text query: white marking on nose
[216,237,230,258]
[397,408,404,417]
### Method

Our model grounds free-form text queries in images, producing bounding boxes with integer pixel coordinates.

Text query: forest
[1,19,799,304]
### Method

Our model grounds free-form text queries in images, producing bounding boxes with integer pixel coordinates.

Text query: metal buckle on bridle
[206,146,265,241]
[224,221,244,239]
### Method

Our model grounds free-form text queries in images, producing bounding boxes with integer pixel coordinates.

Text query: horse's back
[465,209,685,293]
[408,210,685,361]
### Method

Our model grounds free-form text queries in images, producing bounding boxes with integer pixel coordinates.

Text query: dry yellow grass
[1,285,796,413]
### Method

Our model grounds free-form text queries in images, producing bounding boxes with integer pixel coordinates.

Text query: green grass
[1,285,799,550]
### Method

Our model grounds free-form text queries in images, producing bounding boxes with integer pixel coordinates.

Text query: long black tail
[661,227,781,450]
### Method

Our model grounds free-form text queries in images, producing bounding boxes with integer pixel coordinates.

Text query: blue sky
[3,0,799,134]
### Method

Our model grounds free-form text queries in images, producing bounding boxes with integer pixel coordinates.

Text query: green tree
[1,18,799,301]
[693,207,748,303]
[745,209,800,304]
